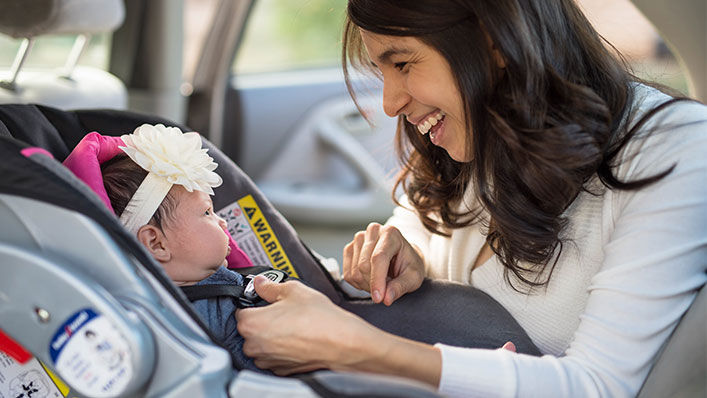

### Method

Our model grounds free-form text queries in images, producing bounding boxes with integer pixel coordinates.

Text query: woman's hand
[343,223,425,305]
[237,276,445,387]
[236,276,386,375]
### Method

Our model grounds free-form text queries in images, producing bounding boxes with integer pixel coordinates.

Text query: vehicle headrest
[0,0,124,38]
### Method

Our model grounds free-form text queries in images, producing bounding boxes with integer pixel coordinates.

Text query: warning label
[218,195,298,278]
[0,353,65,398]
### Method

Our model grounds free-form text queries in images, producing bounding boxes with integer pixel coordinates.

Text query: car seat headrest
[0,0,125,38]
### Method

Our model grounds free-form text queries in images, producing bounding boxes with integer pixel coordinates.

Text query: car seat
[0,103,542,397]
[0,0,127,110]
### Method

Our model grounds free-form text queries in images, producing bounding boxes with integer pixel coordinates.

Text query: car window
[225,0,688,95]
[232,0,346,75]
[578,0,689,95]
[0,34,110,70]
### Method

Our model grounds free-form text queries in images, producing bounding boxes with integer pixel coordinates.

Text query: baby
[63,124,260,372]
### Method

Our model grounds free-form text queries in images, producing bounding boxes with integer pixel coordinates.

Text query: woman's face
[360,29,470,162]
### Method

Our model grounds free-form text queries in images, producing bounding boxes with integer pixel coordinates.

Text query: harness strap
[180,284,245,301]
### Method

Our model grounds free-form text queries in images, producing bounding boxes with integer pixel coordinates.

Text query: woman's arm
[236,276,443,386]
[436,100,707,397]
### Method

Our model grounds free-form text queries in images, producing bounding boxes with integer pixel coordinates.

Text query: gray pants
[341,278,541,356]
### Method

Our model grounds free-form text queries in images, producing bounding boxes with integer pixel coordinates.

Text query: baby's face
[159,187,230,285]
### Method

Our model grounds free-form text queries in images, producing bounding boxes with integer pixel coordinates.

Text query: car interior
[0,0,704,397]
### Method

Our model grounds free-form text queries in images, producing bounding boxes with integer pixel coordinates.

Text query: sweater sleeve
[436,101,707,397]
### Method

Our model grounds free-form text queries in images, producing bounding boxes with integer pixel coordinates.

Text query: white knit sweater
[386,85,707,397]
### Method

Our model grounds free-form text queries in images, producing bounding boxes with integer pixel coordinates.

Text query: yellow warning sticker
[237,195,299,278]
[40,360,71,396]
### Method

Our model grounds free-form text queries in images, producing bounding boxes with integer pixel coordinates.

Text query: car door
[185,0,399,263]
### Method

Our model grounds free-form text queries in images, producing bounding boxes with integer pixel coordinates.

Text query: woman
[236,1,707,396]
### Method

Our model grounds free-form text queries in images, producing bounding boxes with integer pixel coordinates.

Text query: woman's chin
[447,150,471,163]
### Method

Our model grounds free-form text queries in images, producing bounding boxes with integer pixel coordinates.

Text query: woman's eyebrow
[373,47,413,66]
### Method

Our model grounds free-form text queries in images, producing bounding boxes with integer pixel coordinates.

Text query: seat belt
[181,284,245,301]
[180,268,289,308]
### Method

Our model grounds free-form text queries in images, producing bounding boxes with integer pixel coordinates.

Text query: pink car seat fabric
[62,132,124,213]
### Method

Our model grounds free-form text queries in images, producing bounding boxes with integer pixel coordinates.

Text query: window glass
[232,0,346,75]
[230,0,688,95]
[183,0,220,82]
[0,34,110,70]
[578,0,689,95]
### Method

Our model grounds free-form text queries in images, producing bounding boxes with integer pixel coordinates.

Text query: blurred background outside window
[0,33,111,70]
[0,0,691,96]
[227,0,689,93]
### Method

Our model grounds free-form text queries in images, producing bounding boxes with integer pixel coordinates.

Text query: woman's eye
[394,62,408,71]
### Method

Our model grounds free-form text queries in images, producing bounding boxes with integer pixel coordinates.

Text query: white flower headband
[118,124,223,234]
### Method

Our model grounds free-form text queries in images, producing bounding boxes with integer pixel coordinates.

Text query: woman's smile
[428,115,446,146]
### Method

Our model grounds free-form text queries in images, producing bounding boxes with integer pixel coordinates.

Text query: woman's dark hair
[344,0,680,291]
[101,154,176,230]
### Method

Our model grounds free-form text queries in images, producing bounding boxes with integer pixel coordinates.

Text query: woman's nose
[382,74,409,117]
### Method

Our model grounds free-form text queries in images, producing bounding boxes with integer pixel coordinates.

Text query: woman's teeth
[417,111,445,134]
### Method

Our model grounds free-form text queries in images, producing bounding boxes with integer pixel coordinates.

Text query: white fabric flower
[120,124,223,194]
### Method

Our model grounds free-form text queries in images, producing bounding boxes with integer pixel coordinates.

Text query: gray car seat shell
[0,104,544,397]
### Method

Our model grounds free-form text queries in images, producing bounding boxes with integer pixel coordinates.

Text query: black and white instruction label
[0,353,63,398]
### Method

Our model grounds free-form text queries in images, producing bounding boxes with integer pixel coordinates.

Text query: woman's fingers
[343,224,425,305]
[343,230,366,289]
[369,226,401,303]
[344,223,390,294]
[370,226,425,305]
[382,261,424,306]
[250,275,286,303]
[501,341,516,352]
[254,358,323,375]
[358,223,381,295]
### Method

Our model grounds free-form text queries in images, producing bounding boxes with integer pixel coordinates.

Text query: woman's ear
[492,45,506,69]
[482,27,506,69]
[137,225,171,262]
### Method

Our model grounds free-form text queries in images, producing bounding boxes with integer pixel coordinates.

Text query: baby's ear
[137,225,170,262]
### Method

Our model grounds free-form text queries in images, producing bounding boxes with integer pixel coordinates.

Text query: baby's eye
[204,209,211,216]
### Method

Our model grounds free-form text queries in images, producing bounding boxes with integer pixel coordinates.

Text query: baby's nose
[217,215,227,229]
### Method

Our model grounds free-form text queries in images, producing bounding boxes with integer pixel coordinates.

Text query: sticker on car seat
[48,308,132,397]
[0,352,65,397]
[218,194,298,277]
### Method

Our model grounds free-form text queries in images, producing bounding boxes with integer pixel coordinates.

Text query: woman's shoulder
[630,83,707,127]
[616,84,707,180]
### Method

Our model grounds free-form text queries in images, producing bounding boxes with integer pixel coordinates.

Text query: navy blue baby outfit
[190,266,262,372]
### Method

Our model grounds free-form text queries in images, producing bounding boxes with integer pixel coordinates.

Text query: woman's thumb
[252,275,283,303]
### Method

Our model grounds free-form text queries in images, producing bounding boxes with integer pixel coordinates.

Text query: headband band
[118,172,173,234]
